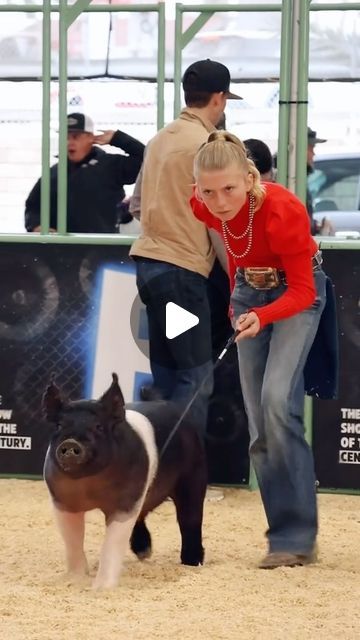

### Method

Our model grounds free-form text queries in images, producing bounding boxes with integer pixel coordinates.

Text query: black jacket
[304,275,339,400]
[306,163,319,235]
[25,130,144,233]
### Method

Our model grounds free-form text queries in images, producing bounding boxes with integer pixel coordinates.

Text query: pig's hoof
[181,547,205,566]
[135,547,152,561]
[91,572,120,590]
[131,522,152,560]
[181,558,204,567]
[92,578,118,590]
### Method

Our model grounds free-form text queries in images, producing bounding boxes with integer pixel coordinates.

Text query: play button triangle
[165,302,199,340]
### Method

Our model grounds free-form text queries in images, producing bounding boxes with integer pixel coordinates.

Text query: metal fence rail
[0,1,165,234]
[1,0,360,233]
[174,1,360,200]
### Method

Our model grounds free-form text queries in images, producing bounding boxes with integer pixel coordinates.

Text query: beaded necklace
[221,192,255,259]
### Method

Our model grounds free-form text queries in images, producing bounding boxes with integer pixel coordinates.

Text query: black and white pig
[42,373,207,589]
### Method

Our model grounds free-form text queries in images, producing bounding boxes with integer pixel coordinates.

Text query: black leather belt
[278,249,323,279]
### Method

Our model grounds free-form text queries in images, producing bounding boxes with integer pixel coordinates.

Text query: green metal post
[2,2,360,10]
[181,11,214,47]
[57,0,68,234]
[40,0,51,235]
[295,0,310,203]
[174,3,183,119]
[157,1,166,129]
[66,0,92,27]
[297,0,312,445]
[58,3,164,237]
[276,0,293,187]
[173,6,215,118]
[311,3,360,9]
[179,3,281,10]
[173,3,283,120]
[2,0,360,244]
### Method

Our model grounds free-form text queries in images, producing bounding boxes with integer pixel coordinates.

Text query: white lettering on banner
[340,422,360,434]
[0,408,32,451]
[341,408,360,420]
[0,436,31,450]
[0,410,12,420]
[339,408,360,464]
[339,450,360,464]
[0,423,17,434]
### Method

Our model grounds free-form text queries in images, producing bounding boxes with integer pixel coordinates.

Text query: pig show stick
[159,329,240,459]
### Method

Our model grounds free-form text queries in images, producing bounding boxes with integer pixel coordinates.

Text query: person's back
[130,59,242,434]
[132,109,215,276]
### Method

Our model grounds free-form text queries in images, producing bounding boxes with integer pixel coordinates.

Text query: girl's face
[196,163,253,222]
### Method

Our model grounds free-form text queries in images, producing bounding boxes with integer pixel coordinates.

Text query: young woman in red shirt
[191,131,326,569]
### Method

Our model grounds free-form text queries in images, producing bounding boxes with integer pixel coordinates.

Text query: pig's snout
[56,439,88,469]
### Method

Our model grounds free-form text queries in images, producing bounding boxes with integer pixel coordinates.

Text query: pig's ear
[42,375,63,422]
[99,373,125,421]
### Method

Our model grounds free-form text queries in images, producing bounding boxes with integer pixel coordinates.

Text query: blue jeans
[231,268,327,554]
[135,258,213,435]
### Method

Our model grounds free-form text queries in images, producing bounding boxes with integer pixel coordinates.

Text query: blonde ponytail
[194,130,265,210]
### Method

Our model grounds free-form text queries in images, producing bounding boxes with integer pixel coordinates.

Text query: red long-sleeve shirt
[190,182,319,328]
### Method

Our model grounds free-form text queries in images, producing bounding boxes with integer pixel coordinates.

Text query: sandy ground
[0,480,359,640]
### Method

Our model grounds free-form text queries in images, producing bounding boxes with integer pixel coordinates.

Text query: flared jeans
[231,268,327,553]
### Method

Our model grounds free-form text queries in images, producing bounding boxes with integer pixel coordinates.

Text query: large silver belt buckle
[244,267,280,290]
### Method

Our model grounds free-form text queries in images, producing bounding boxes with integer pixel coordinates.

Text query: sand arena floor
[0,479,359,640]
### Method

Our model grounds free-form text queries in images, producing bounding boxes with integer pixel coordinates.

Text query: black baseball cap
[244,138,273,175]
[67,112,95,134]
[308,126,327,145]
[182,59,242,100]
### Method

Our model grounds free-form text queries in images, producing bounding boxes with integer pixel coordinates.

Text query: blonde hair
[194,131,265,209]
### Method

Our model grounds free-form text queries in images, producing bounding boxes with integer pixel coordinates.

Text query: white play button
[165,302,199,339]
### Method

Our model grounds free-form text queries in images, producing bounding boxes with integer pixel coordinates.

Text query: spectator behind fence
[272,127,334,236]
[244,138,275,182]
[25,112,144,233]
[306,126,334,235]
[129,59,242,435]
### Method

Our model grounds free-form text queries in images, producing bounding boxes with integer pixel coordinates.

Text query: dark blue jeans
[231,268,327,554]
[135,258,213,435]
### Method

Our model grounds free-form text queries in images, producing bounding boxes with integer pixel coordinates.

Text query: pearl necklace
[221,192,255,259]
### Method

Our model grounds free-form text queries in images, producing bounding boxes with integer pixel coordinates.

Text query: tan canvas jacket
[130,108,216,278]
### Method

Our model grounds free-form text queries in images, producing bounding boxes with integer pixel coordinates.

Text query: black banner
[0,244,249,482]
[313,248,360,491]
[206,259,249,485]
[0,243,151,476]
[1,243,357,490]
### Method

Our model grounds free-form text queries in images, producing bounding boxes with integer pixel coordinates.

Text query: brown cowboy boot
[258,546,318,569]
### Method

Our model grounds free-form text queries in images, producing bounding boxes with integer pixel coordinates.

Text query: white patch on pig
[125,409,158,488]
[93,409,158,589]
[93,507,141,589]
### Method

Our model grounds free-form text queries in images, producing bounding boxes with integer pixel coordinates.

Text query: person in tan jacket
[130,59,241,435]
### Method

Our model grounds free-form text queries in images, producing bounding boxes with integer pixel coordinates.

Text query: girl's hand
[235,311,260,340]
